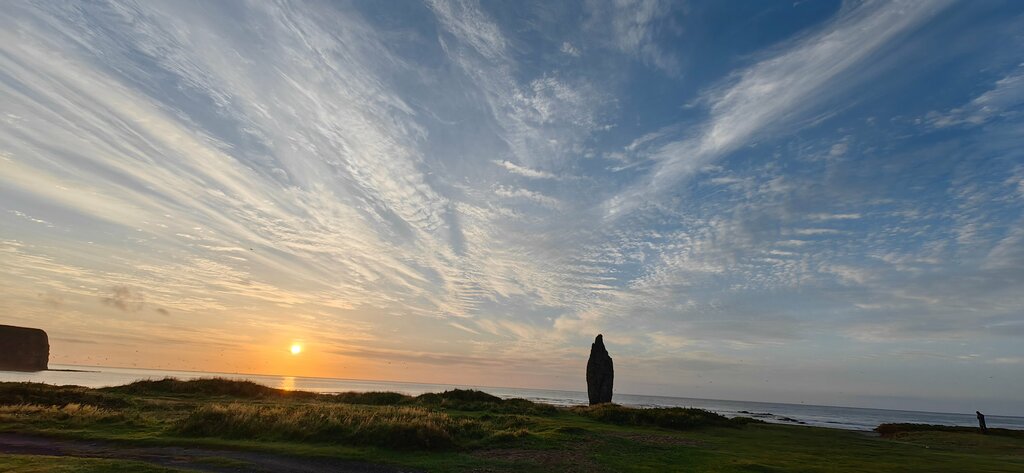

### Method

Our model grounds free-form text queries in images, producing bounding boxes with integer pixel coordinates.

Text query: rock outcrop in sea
[0,325,49,372]
[586,334,614,405]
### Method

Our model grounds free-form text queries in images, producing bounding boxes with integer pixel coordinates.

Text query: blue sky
[2,0,1023,414]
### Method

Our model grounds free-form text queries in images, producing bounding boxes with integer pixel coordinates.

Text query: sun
[290,343,302,355]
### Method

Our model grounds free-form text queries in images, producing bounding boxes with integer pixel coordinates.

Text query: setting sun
[290,344,302,355]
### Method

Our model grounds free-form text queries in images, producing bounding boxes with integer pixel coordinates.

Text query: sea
[3,364,1022,432]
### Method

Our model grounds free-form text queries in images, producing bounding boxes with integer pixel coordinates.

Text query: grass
[0,454,183,472]
[102,378,297,399]
[0,382,129,408]
[174,402,478,449]
[570,403,757,430]
[877,423,1024,439]
[0,378,1021,472]
[0,403,128,426]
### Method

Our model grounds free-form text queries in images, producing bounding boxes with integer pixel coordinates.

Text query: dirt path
[0,432,420,472]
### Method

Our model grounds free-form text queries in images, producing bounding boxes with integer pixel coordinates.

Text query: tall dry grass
[0,382,128,408]
[0,403,126,425]
[175,402,485,449]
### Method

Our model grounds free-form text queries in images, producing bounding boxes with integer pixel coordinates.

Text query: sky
[1,0,1023,415]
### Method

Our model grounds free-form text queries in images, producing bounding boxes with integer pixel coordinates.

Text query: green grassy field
[0,378,1021,472]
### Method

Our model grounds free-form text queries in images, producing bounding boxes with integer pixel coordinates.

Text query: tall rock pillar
[586,334,614,405]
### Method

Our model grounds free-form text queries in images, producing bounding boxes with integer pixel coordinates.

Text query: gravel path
[0,432,421,472]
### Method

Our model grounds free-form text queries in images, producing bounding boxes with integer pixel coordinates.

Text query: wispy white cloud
[1,0,1022,408]
[427,0,507,60]
[589,0,680,74]
[609,0,953,215]
[493,160,558,179]
[560,41,581,57]
[925,65,1024,128]
[990,357,1024,365]
[493,186,561,208]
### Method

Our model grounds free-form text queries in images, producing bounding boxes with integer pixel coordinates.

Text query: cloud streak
[1,0,1022,412]
[610,0,953,215]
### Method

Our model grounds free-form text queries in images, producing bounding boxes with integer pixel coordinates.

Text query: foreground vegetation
[0,379,1022,472]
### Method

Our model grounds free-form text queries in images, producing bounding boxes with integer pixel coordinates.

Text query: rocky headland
[0,325,49,372]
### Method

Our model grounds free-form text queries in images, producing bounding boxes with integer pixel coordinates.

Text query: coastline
[3,364,1022,432]
[0,377,1020,473]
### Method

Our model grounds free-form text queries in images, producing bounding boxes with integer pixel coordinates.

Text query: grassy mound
[97,379,555,414]
[0,380,755,451]
[175,402,477,450]
[571,403,754,430]
[333,391,411,405]
[876,423,1024,439]
[102,378,319,399]
[0,403,129,426]
[414,389,557,415]
[417,389,502,404]
[0,382,129,408]
[1,381,1021,472]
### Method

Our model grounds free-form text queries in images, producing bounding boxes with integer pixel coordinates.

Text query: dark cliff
[0,325,49,372]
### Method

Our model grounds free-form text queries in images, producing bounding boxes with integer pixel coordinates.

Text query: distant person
[976,411,987,433]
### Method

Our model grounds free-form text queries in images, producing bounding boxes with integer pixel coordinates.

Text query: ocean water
[3,364,1022,432]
